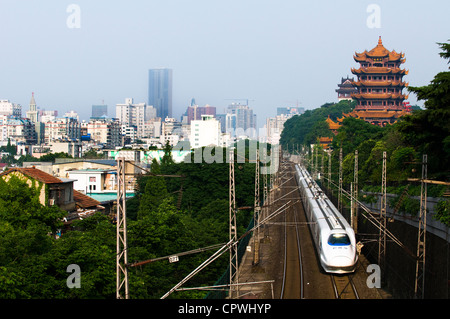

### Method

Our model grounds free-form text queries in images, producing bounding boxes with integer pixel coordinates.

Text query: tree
[332,117,385,156]
[280,99,355,150]
[137,159,169,219]
[161,140,174,166]
[398,41,450,177]
[39,152,73,163]
[82,149,103,159]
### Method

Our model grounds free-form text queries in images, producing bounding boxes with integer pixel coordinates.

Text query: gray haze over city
[1,0,449,127]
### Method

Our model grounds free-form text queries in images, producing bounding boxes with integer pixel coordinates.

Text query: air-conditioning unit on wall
[49,199,55,206]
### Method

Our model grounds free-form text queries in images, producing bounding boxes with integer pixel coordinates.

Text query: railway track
[280,164,304,299]
[330,274,359,299]
[278,161,361,299]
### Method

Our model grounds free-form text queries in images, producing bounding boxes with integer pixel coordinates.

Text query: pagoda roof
[318,137,333,143]
[351,92,408,100]
[326,117,341,130]
[337,80,355,88]
[354,37,405,62]
[352,80,408,87]
[351,67,408,75]
[342,109,408,119]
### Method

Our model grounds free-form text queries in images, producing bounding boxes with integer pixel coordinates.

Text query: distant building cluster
[3,38,409,165]
[0,68,273,162]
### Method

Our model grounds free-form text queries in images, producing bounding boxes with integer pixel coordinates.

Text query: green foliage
[161,140,174,166]
[0,144,257,298]
[38,152,73,163]
[0,176,65,231]
[280,99,355,150]
[0,139,17,156]
[434,199,450,226]
[82,149,104,159]
[137,159,169,219]
[399,41,450,177]
[331,117,385,155]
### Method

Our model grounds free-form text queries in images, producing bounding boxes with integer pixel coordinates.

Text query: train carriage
[295,164,358,274]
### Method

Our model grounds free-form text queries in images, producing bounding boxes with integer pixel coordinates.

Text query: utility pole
[321,149,324,179]
[415,154,428,299]
[229,148,239,298]
[314,144,318,179]
[116,157,129,299]
[328,152,331,190]
[353,150,359,232]
[253,149,260,265]
[378,151,387,274]
[338,148,343,212]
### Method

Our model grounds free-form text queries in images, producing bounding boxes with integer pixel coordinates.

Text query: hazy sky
[1,0,449,127]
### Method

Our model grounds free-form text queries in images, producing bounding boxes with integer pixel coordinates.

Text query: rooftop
[73,190,101,208]
[1,167,64,184]
[354,37,405,62]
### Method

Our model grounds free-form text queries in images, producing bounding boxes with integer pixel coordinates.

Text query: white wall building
[190,115,221,149]
[0,100,21,118]
[68,169,115,194]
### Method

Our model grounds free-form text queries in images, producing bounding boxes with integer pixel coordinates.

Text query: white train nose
[331,256,353,267]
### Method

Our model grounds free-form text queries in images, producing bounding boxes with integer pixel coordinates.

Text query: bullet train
[295,164,358,274]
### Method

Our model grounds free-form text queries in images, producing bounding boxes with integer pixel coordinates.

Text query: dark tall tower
[148,68,172,119]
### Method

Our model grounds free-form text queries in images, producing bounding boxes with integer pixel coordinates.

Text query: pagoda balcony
[351,67,408,75]
[352,80,408,87]
[354,104,406,111]
[351,92,408,100]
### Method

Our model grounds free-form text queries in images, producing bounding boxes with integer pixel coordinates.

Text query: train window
[327,233,351,246]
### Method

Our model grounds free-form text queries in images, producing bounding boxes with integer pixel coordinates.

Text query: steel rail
[293,203,304,299]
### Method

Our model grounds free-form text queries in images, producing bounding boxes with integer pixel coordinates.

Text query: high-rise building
[226,103,257,138]
[184,104,216,124]
[92,104,108,118]
[265,114,292,145]
[148,68,172,119]
[116,98,153,139]
[44,117,81,143]
[87,118,121,148]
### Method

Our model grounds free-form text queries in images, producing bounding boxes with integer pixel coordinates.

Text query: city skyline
[0,1,449,127]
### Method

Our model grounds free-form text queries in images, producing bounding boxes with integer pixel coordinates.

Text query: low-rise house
[0,167,76,211]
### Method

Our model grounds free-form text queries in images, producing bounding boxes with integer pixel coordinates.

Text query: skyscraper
[226,103,257,137]
[92,104,108,118]
[148,68,172,120]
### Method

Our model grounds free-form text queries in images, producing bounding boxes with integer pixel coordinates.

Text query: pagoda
[331,37,409,127]
[336,76,358,101]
